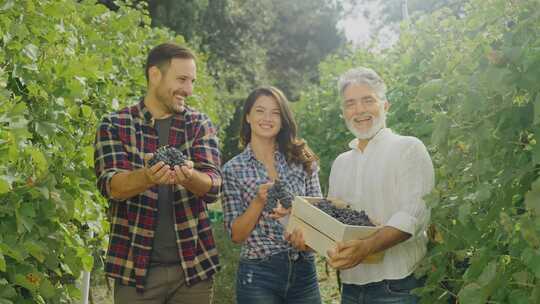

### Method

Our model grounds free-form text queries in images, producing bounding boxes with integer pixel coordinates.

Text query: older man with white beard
[289,67,435,304]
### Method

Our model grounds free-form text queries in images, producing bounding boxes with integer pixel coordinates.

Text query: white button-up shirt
[328,128,434,285]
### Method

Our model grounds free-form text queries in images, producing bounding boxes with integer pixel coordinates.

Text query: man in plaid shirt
[94,43,222,303]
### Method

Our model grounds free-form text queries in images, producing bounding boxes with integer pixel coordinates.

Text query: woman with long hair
[222,86,322,304]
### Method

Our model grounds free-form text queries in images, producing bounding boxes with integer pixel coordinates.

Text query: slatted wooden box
[286,196,384,263]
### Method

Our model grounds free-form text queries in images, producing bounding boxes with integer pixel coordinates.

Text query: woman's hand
[285,228,310,251]
[269,202,291,219]
[253,182,274,207]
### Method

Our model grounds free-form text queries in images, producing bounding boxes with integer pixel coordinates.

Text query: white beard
[345,109,386,140]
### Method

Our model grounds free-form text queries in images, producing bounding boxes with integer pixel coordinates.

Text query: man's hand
[172,160,195,186]
[144,153,174,185]
[327,239,373,270]
[285,228,310,251]
[327,226,411,270]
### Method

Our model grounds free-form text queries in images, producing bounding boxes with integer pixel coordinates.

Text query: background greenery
[1,0,540,303]
[0,0,221,302]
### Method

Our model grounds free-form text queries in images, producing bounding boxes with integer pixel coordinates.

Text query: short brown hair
[145,43,196,81]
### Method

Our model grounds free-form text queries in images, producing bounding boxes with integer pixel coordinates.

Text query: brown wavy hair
[239,86,319,174]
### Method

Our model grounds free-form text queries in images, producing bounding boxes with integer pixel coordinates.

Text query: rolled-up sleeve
[221,165,245,238]
[190,116,222,203]
[386,140,434,237]
[94,116,132,200]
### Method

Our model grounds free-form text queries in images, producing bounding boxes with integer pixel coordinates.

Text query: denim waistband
[240,250,313,263]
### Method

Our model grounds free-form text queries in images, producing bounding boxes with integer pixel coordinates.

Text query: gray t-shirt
[150,116,181,264]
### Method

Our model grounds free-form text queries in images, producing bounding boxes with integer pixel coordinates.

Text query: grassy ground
[90,220,340,303]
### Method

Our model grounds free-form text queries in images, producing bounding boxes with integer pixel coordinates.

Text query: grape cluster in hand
[148,146,187,168]
[264,180,294,212]
[313,199,374,226]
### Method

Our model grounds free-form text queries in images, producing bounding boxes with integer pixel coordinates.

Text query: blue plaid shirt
[222,145,322,259]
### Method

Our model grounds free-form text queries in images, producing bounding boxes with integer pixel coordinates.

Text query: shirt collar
[241,144,284,163]
[136,98,154,124]
[136,98,190,126]
[241,144,256,162]
[348,127,392,151]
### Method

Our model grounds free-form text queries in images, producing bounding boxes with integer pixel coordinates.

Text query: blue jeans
[341,274,421,304]
[236,250,322,304]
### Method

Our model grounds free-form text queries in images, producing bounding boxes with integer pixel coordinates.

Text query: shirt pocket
[240,178,265,203]
[284,170,305,196]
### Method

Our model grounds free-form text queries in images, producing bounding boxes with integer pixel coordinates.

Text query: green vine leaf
[458,283,488,304]
[0,252,5,272]
[525,178,540,216]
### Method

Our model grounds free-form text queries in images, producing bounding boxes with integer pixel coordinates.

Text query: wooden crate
[286,196,384,263]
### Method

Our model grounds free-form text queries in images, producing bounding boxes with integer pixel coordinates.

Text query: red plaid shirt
[94,100,221,291]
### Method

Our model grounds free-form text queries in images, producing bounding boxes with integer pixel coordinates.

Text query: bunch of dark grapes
[148,146,187,168]
[313,199,374,226]
[264,180,294,212]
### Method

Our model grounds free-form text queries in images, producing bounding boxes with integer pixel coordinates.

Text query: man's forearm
[181,170,212,197]
[230,198,265,243]
[368,226,411,254]
[110,169,153,200]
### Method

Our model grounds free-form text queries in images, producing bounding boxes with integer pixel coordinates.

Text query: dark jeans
[341,274,421,304]
[236,250,322,304]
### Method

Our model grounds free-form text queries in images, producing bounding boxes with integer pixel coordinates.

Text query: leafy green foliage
[295,0,540,302]
[148,0,208,42]
[378,0,467,23]
[262,0,346,100]
[149,0,345,99]
[0,0,220,301]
